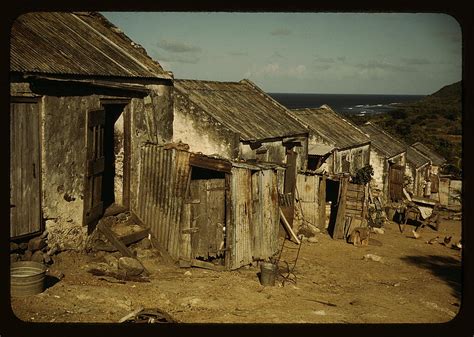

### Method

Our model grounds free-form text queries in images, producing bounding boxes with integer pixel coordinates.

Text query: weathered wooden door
[389,164,404,201]
[84,109,106,232]
[189,179,226,260]
[10,101,41,238]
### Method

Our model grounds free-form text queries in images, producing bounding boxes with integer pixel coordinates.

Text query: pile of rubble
[10,230,58,265]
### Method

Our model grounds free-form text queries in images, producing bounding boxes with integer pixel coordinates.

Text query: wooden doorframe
[10,97,43,239]
[99,101,131,210]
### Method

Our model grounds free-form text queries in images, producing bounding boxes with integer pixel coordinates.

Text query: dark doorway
[101,104,127,211]
[325,178,340,237]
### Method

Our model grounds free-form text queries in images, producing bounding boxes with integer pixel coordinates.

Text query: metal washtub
[10,261,47,297]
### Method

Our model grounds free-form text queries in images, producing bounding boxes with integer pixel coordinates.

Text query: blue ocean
[268,93,425,115]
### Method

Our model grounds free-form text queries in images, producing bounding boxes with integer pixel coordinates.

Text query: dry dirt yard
[11,210,462,324]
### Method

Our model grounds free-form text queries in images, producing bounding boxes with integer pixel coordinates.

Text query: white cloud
[244,63,307,79]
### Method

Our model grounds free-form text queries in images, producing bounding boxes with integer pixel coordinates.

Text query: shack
[360,122,407,204]
[290,105,371,175]
[10,12,174,250]
[172,79,309,226]
[411,142,447,201]
[289,106,370,238]
[136,144,284,270]
[405,146,431,198]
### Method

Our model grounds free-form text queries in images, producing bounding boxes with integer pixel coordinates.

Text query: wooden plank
[191,259,225,271]
[318,175,326,229]
[97,221,134,258]
[333,177,348,239]
[279,207,300,244]
[88,109,106,127]
[189,154,232,173]
[93,227,150,251]
[87,157,105,176]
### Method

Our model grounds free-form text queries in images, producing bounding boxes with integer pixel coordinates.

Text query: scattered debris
[184,270,192,276]
[88,268,150,283]
[412,229,421,239]
[307,237,318,243]
[348,227,370,247]
[28,237,47,252]
[426,236,439,244]
[312,310,327,316]
[363,254,383,262]
[303,298,337,307]
[371,227,385,235]
[368,238,383,247]
[443,236,452,246]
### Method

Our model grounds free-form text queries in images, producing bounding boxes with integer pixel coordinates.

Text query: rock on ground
[118,257,144,276]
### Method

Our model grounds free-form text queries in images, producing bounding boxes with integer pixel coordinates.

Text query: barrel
[259,262,277,286]
[11,261,47,297]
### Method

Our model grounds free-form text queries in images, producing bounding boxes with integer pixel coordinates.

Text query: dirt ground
[10,210,462,324]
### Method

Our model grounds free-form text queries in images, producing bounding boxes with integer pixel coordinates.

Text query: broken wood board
[191,259,226,271]
[97,221,150,276]
[93,227,150,252]
[279,207,301,244]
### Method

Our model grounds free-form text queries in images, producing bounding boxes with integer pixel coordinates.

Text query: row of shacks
[9,12,459,270]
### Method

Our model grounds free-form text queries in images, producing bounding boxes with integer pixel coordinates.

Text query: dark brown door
[84,109,106,232]
[389,164,404,201]
[10,102,41,238]
[189,179,226,260]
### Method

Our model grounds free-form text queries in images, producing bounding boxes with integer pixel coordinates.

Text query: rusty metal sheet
[174,79,307,142]
[11,12,170,80]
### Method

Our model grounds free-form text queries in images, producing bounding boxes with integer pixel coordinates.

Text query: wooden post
[333,176,348,239]
[279,208,300,244]
[318,175,327,230]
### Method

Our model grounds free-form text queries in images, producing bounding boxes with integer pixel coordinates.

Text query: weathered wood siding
[251,170,280,261]
[136,145,191,260]
[10,101,41,237]
[295,174,320,228]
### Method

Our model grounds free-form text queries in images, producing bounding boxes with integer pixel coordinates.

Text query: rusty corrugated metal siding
[174,79,307,141]
[11,12,171,80]
[291,106,370,150]
[137,145,190,260]
[229,167,253,269]
[295,174,320,228]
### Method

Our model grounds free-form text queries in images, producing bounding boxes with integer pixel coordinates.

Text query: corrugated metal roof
[360,122,407,159]
[291,105,370,150]
[308,143,334,156]
[411,142,446,166]
[174,79,308,141]
[406,146,431,169]
[11,12,171,79]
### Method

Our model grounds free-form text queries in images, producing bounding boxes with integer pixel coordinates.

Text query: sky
[102,12,462,95]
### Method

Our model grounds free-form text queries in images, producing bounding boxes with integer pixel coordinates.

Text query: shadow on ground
[400,255,461,300]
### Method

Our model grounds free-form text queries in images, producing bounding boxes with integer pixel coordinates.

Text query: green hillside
[349,81,462,177]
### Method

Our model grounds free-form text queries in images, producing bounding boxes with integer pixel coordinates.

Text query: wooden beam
[97,221,134,258]
[279,208,300,244]
[191,259,226,271]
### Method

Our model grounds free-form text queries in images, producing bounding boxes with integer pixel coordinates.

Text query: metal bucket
[259,262,277,286]
[11,261,47,297]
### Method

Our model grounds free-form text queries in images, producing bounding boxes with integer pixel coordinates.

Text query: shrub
[351,165,374,185]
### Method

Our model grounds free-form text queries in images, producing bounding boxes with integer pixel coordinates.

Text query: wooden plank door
[190,179,226,259]
[10,102,41,238]
[389,164,404,201]
[84,109,106,232]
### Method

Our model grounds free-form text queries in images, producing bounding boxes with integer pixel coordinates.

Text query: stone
[10,242,19,252]
[138,237,152,250]
[297,223,319,238]
[10,253,20,263]
[104,255,119,270]
[40,230,49,239]
[118,257,144,276]
[363,254,383,262]
[22,250,32,261]
[19,242,29,251]
[31,250,45,263]
[28,237,47,252]
[308,237,318,243]
[43,253,52,264]
[184,270,192,276]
